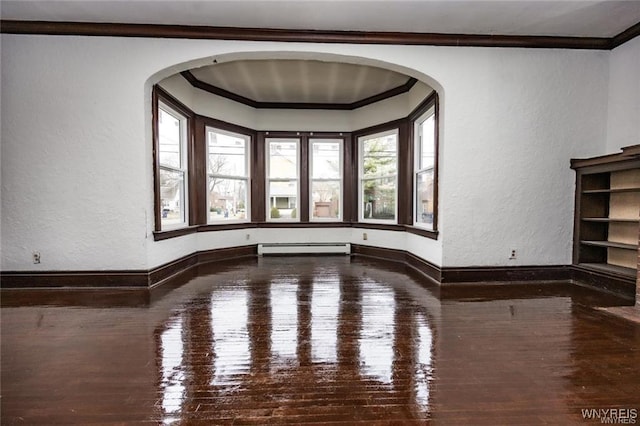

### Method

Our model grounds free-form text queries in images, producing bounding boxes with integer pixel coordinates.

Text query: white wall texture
[1,33,625,273]
[606,36,640,154]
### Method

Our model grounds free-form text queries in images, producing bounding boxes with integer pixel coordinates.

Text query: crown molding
[181,70,418,110]
[610,21,640,49]
[4,19,638,50]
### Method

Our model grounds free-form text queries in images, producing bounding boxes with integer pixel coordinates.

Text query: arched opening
[146,51,444,274]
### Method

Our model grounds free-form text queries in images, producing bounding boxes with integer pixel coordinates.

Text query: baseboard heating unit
[257,243,351,255]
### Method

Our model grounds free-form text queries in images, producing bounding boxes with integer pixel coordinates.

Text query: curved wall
[150,68,439,270]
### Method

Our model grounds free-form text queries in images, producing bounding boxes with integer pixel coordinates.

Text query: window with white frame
[266,138,300,221]
[158,102,188,229]
[414,107,436,229]
[207,127,250,223]
[359,129,398,223]
[310,139,342,221]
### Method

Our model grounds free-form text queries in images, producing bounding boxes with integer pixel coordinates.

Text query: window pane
[420,115,435,169]
[158,108,182,168]
[416,170,434,227]
[311,141,340,179]
[208,178,248,222]
[160,168,185,226]
[268,180,298,219]
[362,176,396,220]
[268,140,298,179]
[363,134,397,178]
[208,130,247,177]
[311,180,340,219]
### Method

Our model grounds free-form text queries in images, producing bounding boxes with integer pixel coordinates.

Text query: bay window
[152,84,439,239]
[207,127,250,223]
[415,109,435,228]
[411,93,438,232]
[266,138,300,221]
[358,129,398,223]
[310,139,343,221]
[157,102,188,229]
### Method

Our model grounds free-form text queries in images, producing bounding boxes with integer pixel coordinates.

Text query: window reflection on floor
[210,289,250,386]
[359,279,396,385]
[415,311,433,412]
[311,276,340,364]
[154,258,437,423]
[270,279,299,364]
[159,314,185,423]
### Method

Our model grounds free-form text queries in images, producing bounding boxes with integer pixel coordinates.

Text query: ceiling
[4,1,638,108]
[188,60,415,104]
[3,1,640,38]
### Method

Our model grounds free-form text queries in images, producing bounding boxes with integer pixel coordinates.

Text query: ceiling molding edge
[180,70,418,111]
[4,19,639,50]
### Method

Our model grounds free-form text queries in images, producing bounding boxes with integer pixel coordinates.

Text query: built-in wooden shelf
[577,262,636,277]
[582,217,640,223]
[571,144,639,290]
[580,240,638,250]
[582,187,640,194]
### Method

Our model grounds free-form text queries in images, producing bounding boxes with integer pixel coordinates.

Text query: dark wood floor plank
[2,256,639,424]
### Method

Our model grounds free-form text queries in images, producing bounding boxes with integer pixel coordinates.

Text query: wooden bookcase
[571,145,640,291]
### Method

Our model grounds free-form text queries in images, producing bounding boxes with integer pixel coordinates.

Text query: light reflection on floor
[359,279,396,385]
[154,259,436,423]
[3,256,639,424]
[311,275,339,364]
[211,288,250,386]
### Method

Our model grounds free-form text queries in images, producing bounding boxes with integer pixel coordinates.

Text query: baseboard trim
[0,245,258,290]
[351,244,573,286]
[0,270,150,288]
[351,244,635,300]
[571,265,636,300]
[2,244,635,302]
[441,265,573,284]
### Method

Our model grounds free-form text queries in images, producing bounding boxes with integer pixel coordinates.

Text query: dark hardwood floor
[2,256,639,425]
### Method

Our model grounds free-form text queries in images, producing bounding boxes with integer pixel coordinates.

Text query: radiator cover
[257,243,351,255]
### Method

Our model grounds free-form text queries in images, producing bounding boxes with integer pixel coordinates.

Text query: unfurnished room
[1,1,640,424]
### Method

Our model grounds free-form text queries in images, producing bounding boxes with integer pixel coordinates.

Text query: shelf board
[582,188,640,194]
[580,240,638,250]
[582,217,640,223]
[576,263,637,277]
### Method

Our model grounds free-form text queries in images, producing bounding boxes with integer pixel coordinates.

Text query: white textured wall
[606,36,640,154]
[436,48,609,266]
[1,34,621,272]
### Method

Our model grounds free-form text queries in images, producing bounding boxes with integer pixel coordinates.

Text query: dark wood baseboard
[0,270,150,289]
[351,244,635,300]
[2,243,634,302]
[352,244,574,287]
[441,265,572,284]
[351,244,406,263]
[148,253,198,288]
[405,252,442,285]
[572,265,636,300]
[0,245,258,290]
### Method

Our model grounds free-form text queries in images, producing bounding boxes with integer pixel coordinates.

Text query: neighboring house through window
[310,138,343,221]
[157,102,188,229]
[207,127,251,223]
[266,138,300,221]
[358,129,399,223]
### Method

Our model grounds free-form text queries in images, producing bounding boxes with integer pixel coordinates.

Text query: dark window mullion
[300,135,310,222]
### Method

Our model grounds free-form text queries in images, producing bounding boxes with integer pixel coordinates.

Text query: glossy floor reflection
[2,256,640,425]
